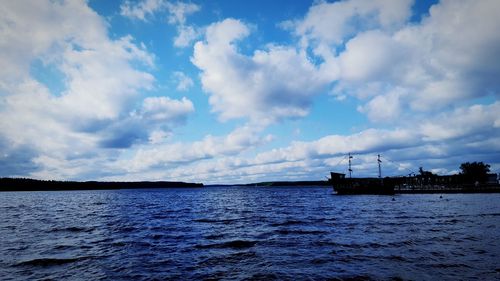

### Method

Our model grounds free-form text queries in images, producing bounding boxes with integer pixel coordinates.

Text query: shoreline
[0,178,203,192]
[3,178,500,193]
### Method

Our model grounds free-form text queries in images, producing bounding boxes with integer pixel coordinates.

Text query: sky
[1,0,499,184]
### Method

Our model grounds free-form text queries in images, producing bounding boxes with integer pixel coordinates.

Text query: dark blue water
[1,186,500,280]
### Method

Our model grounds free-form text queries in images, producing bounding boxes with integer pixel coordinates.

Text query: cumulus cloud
[292,0,412,47]
[172,71,194,91]
[165,1,200,25]
[170,1,500,183]
[2,0,499,183]
[141,96,194,122]
[191,0,500,124]
[121,0,199,23]
[1,1,152,156]
[121,124,272,173]
[292,0,500,122]
[110,100,500,184]
[0,0,194,179]
[357,87,404,122]
[419,102,500,142]
[192,18,329,123]
[120,0,165,21]
[337,30,406,82]
[0,138,39,177]
[121,0,201,48]
[174,25,202,47]
[248,102,500,180]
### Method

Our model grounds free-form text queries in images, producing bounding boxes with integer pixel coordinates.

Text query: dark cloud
[98,119,149,149]
[0,139,39,177]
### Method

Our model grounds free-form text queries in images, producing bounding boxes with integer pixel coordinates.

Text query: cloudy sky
[1,0,499,184]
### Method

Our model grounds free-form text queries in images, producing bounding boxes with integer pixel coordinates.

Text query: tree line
[419,161,492,184]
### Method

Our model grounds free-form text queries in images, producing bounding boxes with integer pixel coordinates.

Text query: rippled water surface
[1,186,500,280]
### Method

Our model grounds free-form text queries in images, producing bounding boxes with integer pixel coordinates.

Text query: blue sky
[1,0,499,184]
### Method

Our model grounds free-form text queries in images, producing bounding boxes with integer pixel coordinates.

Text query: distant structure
[330,156,500,194]
[330,154,395,195]
[393,172,500,193]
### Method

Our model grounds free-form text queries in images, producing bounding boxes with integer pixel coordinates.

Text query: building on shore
[390,173,500,193]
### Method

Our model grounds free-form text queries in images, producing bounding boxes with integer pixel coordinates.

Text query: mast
[377,154,382,179]
[348,153,353,178]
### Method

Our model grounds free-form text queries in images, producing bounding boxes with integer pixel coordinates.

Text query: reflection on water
[1,187,500,280]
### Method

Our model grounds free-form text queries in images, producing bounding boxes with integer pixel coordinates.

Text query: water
[1,186,500,280]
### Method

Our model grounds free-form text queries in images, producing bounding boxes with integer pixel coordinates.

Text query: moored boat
[330,154,395,195]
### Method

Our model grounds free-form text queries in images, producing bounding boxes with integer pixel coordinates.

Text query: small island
[0,178,203,192]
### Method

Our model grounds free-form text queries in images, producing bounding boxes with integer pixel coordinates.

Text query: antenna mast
[377,154,382,179]
[348,153,353,178]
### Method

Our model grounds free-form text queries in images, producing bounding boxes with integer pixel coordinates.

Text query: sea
[1,186,500,280]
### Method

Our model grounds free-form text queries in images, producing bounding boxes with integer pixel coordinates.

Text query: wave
[428,263,472,269]
[310,257,335,265]
[334,274,376,281]
[53,245,74,250]
[111,241,127,247]
[198,251,258,267]
[479,213,500,217]
[241,272,281,280]
[50,226,95,233]
[193,217,243,224]
[116,226,137,233]
[313,240,387,249]
[204,234,225,240]
[275,229,327,235]
[15,256,95,267]
[150,234,164,240]
[195,240,257,250]
[270,220,306,227]
[336,254,402,264]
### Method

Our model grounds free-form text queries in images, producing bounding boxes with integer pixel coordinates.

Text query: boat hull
[330,172,395,195]
[333,184,395,195]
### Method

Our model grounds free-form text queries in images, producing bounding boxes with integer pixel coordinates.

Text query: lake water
[1,186,500,280]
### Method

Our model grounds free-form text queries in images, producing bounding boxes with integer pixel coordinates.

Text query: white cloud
[58,35,155,120]
[141,96,194,122]
[0,0,195,179]
[338,30,406,82]
[0,0,109,87]
[172,71,194,91]
[121,124,271,173]
[113,100,500,184]
[148,130,172,144]
[292,0,412,47]
[358,87,404,122]
[120,0,201,48]
[120,0,200,24]
[183,1,500,183]
[165,1,200,25]
[2,0,499,183]
[252,128,417,166]
[1,1,154,153]
[120,0,165,21]
[192,18,329,123]
[190,0,500,124]
[419,102,500,142]
[174,25,201,47]
[292,0,500,122]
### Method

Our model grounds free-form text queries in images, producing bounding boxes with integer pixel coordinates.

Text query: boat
[330,154,395,195]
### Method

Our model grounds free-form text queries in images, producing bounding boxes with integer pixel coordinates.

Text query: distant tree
[459,162,491,183]
[418,167,435,177]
